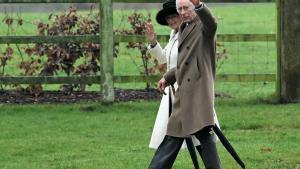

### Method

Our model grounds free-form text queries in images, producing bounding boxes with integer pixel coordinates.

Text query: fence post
[100,0,114,103]
[276,0,281,100]
[279,0,300,103]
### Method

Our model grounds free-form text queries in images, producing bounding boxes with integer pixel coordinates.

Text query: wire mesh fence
[114,3,277,99]
[0,2,277,100]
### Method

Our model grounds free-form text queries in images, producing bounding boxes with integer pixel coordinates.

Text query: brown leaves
[68,6,77,17]
[37,22,48,36]
[5,46,13,58]
[151,58,166,75]
[216,43,228,61]
[216,42,228,72]
[127,13,148,35]
[115,12,166,88]
[75,63,99,76]
[5,17,13,26]
[22,5,101,82]
[17,19,23,26]
[24,48,34,57]
[19,60,40,76]
[0,46,14,67]
[0,5,104,96]
[26,84,43,97]
[124,13,165,75]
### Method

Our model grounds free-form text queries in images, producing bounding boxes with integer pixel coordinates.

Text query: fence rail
[0,0,275,3]
[0,34,276,44]
[0,33,276,85]
[0,74,276,85]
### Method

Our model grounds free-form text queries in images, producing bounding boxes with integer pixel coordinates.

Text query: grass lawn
[1,4,297,168]
[0,99,299,169]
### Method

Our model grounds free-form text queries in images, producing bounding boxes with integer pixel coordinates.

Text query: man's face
[176,0,195,23]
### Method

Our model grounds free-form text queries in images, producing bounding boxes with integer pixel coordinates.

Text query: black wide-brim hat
[156,0,179,26]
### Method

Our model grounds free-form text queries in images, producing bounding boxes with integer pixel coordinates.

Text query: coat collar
[178,16,200,49]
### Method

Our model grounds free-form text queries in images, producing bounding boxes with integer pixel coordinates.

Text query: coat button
[185,62,188,65]
[177,65,179,69]
[187,78,190,82]
[187,46,190,50]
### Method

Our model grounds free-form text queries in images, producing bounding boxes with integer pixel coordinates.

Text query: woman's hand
[145,22,157,46]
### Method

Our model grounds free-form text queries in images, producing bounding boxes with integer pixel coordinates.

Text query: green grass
[0,100,299,169]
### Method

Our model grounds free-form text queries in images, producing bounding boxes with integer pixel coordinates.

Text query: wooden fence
[0,0,277,102]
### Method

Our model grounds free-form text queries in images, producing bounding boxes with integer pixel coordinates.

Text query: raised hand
[190,0,202,7]
[145,22,157,46]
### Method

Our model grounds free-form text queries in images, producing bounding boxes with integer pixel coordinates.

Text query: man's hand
[145,22,157,46]
[190,0,202,7]
[157,78,169,95]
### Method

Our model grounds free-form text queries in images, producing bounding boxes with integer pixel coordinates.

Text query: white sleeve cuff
[148,43,167,64]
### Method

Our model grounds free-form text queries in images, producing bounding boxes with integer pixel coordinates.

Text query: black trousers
[168,89,201,169]
[148,127,221,169]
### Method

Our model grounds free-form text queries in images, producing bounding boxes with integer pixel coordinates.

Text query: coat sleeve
[147,42,167,64]
[163,67,176,85]
[195,4,217,37]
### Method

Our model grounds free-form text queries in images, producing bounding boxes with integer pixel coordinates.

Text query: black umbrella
[185,137,200,169]
[213,125,246,169]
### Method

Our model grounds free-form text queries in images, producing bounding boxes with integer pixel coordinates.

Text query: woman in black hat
[146,0,192,149]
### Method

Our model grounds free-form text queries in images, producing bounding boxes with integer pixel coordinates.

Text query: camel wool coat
[164,4,218,137]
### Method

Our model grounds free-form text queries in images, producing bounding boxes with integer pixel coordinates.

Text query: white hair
[176,0,195,12]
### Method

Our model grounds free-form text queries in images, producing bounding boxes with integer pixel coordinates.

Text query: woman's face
[165,14,181,31]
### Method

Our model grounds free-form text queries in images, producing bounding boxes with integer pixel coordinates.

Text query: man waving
[149,0,221,168]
